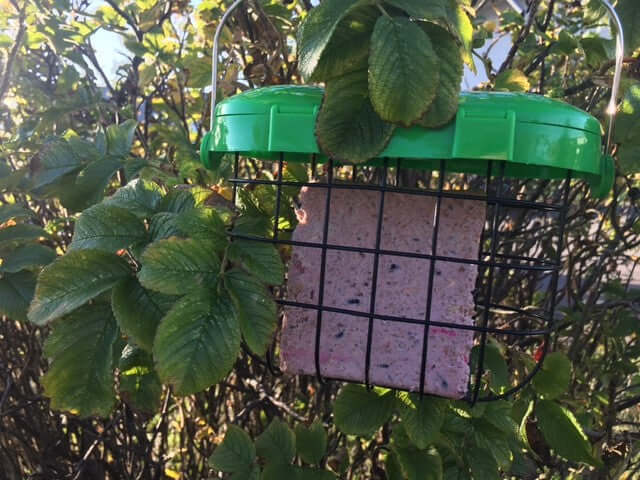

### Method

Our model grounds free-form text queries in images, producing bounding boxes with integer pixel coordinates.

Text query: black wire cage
[200,0,623,404]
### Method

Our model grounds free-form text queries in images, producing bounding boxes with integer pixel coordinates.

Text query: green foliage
[494,69,531,92]
[535,400,601,467]
[532,352,572,399]
[300,0,472,161]
[615,0,640,55]
[153,290,240,396]
[333,385,396,436]
[210,419,334,479]
[118,345,162,413]
[42,304,119,417]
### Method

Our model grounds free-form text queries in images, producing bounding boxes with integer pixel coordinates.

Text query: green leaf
[149,212,184,241]
[384,0,448,20]
[472,419,513,469]
[118,344,162,413]
[0,271,37,321]
[28,250,131,325]
[42,303,118,417]
[230,464,260,480]
[396,393,446,449]
[553,31,578,55]
[111,277,175,352]
[385,452,405,480]
[315,69,395,163]
[70,204,147,252]
[615,0,640,55]
[417,24,463,128]
[494,69,530,92]
[138,238,221,295]
[333,385,395,436]
[224,269,277,356]
[465,447,499,480]
[0,204,32,224]
[532,352,571,400]
[445,0,473,65]
[153,291,240,395]
[227,239,284,286]
[30,140,84,189]
[209,425,256,473]
[103,179,162,218]
[309,4,380,82]
[470,343,509,391]
[106,120,137,157]
[0,224,50,245]
[580,37,610,68]
[482,401,517,435]
[60,157,124,212]
[0,244,56,273]
[295,420,327,465]
[256,417,296,465]
[262,464,299,480]
[175,207,227,243]
[535,400,601,467]
[394,446,443,480]
[158,189,196,214]
[297,0,362,80]
[369,16,440,125]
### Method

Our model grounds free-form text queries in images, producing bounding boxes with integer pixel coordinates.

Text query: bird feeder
[200,0,623,404]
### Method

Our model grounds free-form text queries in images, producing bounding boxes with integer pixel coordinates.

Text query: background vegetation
[1,0,640,478]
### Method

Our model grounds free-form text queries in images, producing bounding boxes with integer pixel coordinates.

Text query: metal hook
[209,0,625,149]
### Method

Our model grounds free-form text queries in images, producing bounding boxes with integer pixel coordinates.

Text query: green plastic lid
[202,85,614,198]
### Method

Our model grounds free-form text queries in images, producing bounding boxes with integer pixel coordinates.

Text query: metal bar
[364,160,389,388]
[313,158,334,383]
[471,161,506,405]
[228,233,560,272]
[277,300,553,337]
[227,177,564,212]
[273,153,284,240]
[418,159,446,396]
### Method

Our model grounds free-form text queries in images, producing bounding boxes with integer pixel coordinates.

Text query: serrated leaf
[396,393,446,449]
[209,425,256,473]
[316,69,395,163]
[153,291,240,395]
[494,69,530,92]
[384,0,448,20]
[30,140,84,189]
[532,352,571,400]
[466,447,499,480]
[369,16,440,125]
[158,189,196,214]
[60,156,123,212]
[482,401,517,434]
[470,343,509,391]
[394,446,443,480]
[175,207,227,242]
[0,223,50,245]
[297,0,362,80]
[615,0,640,55]
[581,37,610,68]
[445,0,473,66]
[295,420,327,465]
[333,385,395,436]
[149,212,184,241]
[417,24,463,128]
[309,4,380,82]
[71,204,147,252]
[0,244,56,273]
[112,277,175,352]
[0,204,32,224]
[0,271,37,321]
[535,400,601,467]
[106,120,137,157]
[28,250,131,325]
[42,303,118,417]
[224,269,277,356]
[104,179,162,218]
[472,419,513,469]
[227,240,284,286]
[138,238,221,295]
[118,344,162,413]
[255,418,296,465]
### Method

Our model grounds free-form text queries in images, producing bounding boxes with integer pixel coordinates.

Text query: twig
[0,1,27,103]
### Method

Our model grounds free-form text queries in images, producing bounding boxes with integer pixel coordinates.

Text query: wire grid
[227,152,572,404]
